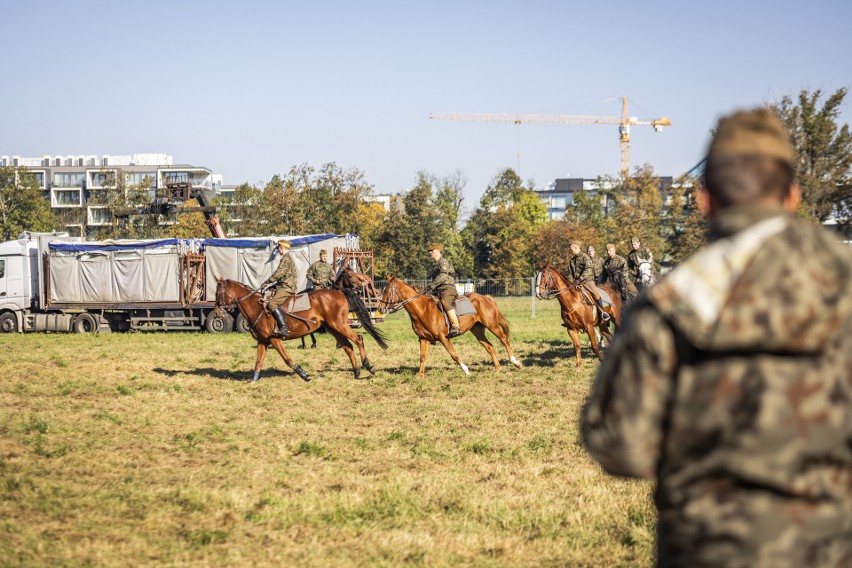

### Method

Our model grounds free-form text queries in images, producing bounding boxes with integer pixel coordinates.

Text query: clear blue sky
[2,0,849,215]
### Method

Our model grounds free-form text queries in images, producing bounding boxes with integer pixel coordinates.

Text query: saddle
[262,290,311,313]
[429,294,477,333]
[578,285,613,307]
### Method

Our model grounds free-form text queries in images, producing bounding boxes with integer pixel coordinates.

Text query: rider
[587,244,604,284]
[424,243,460,336]
[568,241,611,322]
[627,236,654,290]
[602,243,639,297]
[261,239,296,338]
[306,249,335,289]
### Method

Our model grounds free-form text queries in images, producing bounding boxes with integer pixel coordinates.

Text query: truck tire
[73,313,99,334]
[0,312,18,333]
[205,311,233,333]
[234,312,251,333]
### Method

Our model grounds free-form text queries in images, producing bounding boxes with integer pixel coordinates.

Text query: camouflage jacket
[588,255,604,281]
[262,253,296,296]
[427,258,456,291]
[601,254,627,281]
[568,252,594,284]
[306,260,335,288]
[582,207,852,567]
[627,246,654,280]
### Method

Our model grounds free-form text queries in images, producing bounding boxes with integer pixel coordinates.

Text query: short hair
[702,154,793,208]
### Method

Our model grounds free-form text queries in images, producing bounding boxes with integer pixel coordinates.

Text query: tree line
[1,88,848,278]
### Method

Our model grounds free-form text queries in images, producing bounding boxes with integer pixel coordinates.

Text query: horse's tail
[343,289,389,350]
[482,294,510,340]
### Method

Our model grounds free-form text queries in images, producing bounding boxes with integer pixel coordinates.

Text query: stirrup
[599,310,611,322]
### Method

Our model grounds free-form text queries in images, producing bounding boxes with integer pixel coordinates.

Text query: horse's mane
[546,265,578,289]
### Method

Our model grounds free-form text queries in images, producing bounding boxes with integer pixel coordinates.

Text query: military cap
[708,108,794,165]
[630,236,640,244]
[276,239,292,249]
[319,249,327,255]
[427,243,444,252]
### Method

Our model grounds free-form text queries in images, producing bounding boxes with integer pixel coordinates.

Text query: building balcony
[51,189,83,208]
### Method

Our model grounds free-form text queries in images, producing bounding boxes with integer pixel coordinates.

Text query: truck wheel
[73,313,99,333]
[0,312,18,333]
[234,313,251,333]
[205,311,234,333]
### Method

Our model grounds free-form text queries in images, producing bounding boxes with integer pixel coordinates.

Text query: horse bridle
[217,280,259,308]
[536,268,575,300]
[378,280,423,314]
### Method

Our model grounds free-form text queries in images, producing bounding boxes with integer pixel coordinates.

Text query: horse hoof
[293,365,310,382]
[252,372,261,382]
[365,365,376,375]
[510,356,523,368]
[310,345,317,349]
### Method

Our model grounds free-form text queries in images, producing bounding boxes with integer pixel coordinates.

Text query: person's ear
[784,184,801,214]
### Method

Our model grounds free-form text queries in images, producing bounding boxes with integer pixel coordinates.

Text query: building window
[53,173,85,188]
[89,171,116,187]
[551,196,567,209]
[87,207,112,226]
[53,190,81,206]
[125,172,156,189]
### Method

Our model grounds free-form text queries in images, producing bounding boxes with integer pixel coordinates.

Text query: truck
[0,231,371,334]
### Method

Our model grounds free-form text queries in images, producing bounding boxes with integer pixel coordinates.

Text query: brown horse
[535,262,622,367]
[215,278,386,382]
[378,276,522,377]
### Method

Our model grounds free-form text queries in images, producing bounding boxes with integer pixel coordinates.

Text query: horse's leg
[417,339,432,378]
[310,333,317,349]
[269,338,310,382]
[482,311,522,369]
[352,332,375,375]
[437,335,470,377]
[252,343,267,382]
[469,323,500,372]
[326,327,361,380]
[299,336,306,349]
[567,328,583,367]
[586,322,605,362]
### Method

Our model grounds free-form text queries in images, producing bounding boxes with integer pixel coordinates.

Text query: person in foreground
[581,108,852,567]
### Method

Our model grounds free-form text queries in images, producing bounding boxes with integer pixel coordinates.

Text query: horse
[637,257,657,288]
[378,276,522,377]
[535,262,622,367]
[215,278,387,382]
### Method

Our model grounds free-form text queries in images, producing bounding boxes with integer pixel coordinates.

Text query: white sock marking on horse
[510,355,522,368]
[460,362,470,375]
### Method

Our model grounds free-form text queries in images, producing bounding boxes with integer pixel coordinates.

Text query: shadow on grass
[153,367,298,382]
[519,338,604,368]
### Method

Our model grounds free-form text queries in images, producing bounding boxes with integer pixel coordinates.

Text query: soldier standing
[261,239,296,338]
[586,244,604,284]
[602,243,638,297]
[582,109,852,567]
[567,241,610,322]
[626,236,654,289]
[306,249,335,289]
[424,243,460,336]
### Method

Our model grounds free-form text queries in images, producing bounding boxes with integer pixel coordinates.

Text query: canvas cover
[203,234,357,302]
[48,240,183,304]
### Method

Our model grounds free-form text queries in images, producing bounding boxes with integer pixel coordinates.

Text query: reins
[380,280,426,314]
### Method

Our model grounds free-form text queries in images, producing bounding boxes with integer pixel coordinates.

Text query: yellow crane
[430,96,672,176]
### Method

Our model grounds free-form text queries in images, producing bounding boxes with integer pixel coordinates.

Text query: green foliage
[772,88,852,233]
[0,167,58,241]
[665,175,707,265]
[462,168,548,278]
[95,170,164,239]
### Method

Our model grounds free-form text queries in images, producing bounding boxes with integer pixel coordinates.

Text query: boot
[271,307,289,338]
[596,300,611,322]
[447,308,461,336]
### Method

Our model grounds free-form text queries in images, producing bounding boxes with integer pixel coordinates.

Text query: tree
[95,170,164,239]
[773,88,852,233]
[665,174,707,265]
[462,168,548,279]
[0,166,58,241]
[609,166,667,268]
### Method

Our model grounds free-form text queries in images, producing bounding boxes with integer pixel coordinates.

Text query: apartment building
[535,176,674,220]
[1,153,223,238]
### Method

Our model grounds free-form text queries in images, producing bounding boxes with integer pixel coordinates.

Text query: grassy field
[0,297,655,567]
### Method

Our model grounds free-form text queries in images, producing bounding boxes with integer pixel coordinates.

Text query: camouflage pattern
[306,260,335,289]
[602,253,639,296]
[263,253,296,309]
[568,251,595,284]
[588,254,604,282]
[426,257,458,310]
[582,207,852,567]
[627,245,654,281]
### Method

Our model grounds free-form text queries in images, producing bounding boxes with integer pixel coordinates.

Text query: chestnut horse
[215,278,386,382]
[378,276,522,377]
[535,262,622,367]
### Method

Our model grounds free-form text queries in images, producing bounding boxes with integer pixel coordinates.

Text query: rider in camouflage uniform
[602,243,639,297]
[306,249,335,289]
[261,239,296,338]
[627,236,654,289]
[582,108,852,567]
[568,241,610,322]
[424,243,460,336]
[586,244,604,284]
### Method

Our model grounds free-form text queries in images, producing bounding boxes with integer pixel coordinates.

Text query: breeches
[580,282,602,301]
[268,288,294,310]
[436,286,458,311]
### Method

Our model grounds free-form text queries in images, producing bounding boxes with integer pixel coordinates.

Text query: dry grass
[0,297,654,567]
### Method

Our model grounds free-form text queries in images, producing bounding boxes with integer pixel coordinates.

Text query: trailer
[0,231,371,334]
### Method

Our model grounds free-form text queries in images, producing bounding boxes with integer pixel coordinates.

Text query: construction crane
[430,96,671,176]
